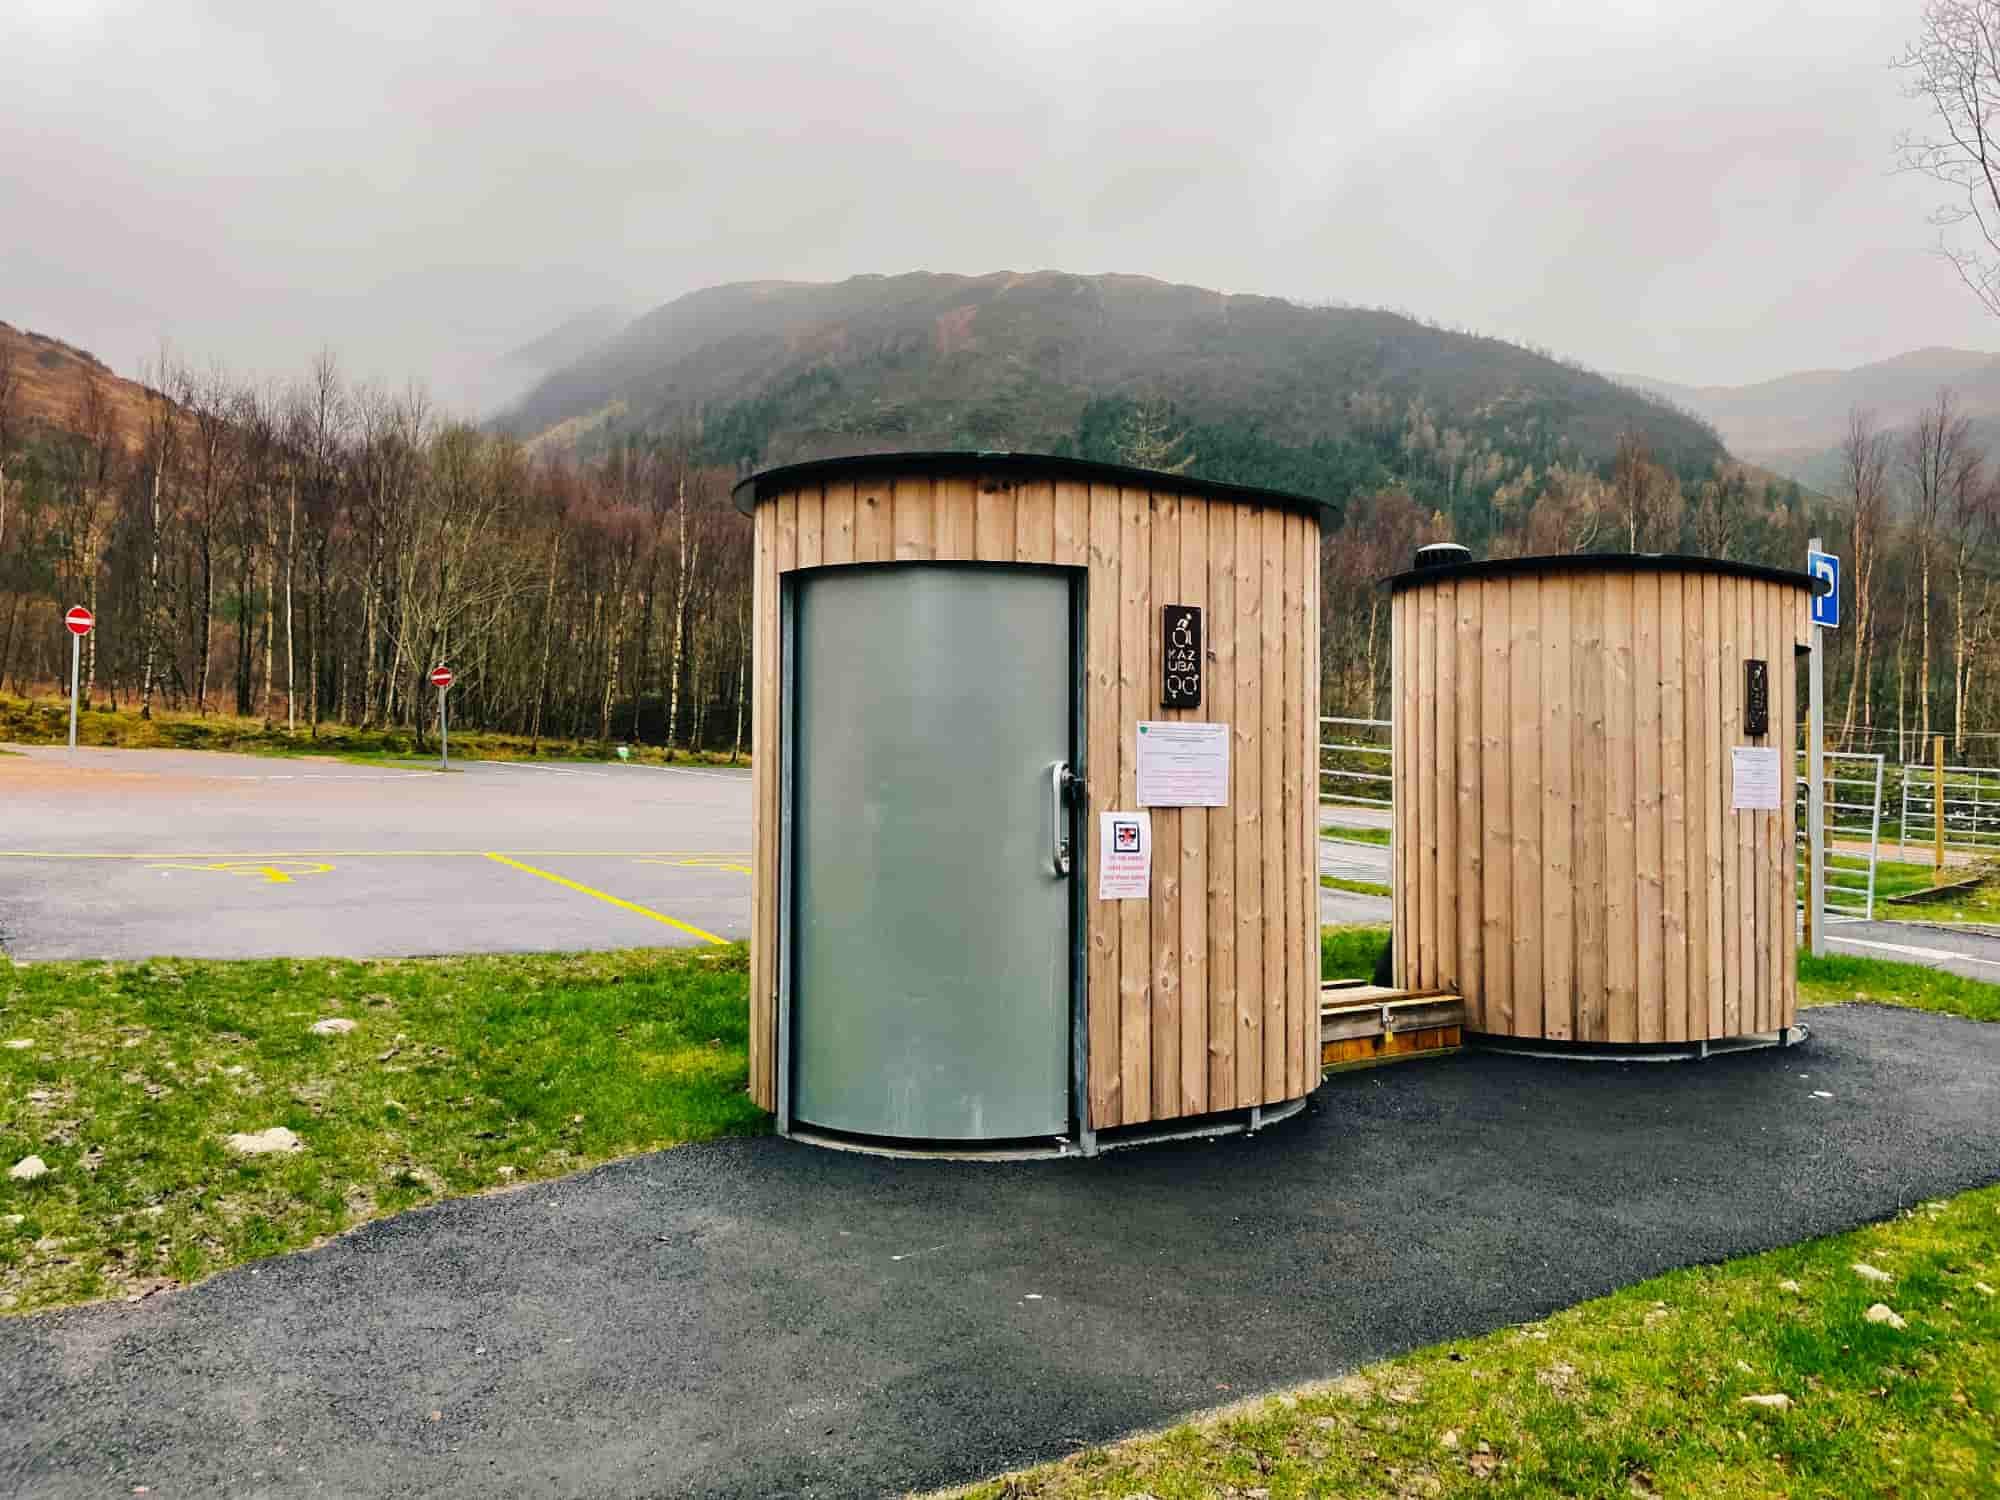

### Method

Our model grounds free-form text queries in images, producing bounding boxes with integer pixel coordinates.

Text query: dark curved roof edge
[731,450,1337,520]
[1383,551,1827,595]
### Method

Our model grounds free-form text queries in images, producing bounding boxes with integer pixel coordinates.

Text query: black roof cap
[1383,551,1828,595]
[732,450,1336,521]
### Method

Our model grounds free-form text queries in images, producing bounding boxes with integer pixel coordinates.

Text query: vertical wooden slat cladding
[1455,581,1484,1019]
[1086,483,1123,1127]
[1390,558,1809,1047]
[1118,486,1153,1122]
[1149,491,1181,1116]
[1260,505,1286,1102]
[748,503,775,1110]
[1234,503,1265,1108]
[744,467,1324,1130]
[1207,504,1238,1111]
[1180,499,1210,1117]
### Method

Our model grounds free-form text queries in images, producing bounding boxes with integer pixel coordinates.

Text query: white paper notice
[1135,721,1231,807]
[1097,812,1152,901]
[1730,747,1782,810]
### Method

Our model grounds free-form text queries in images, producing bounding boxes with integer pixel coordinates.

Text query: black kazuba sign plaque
[1162,605,1202,708]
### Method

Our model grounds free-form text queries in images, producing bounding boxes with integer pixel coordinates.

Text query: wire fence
[1897,760,2000,861]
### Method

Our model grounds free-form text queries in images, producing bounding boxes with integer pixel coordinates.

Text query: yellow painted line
[0,849,749,861]
[481,852,727,945]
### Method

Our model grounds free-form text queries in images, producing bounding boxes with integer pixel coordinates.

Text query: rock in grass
[1975,1282,1995,1297]
[308,1018,357,1037]
[1851,1262,1893,1284]
[7,1156,48,1182]
[224,1127,303,1156]
[1777,1279,1802,1293]
[3,1039,32,1049]
[1739,1393,1793,1411]
[1865,1303,1908,1330]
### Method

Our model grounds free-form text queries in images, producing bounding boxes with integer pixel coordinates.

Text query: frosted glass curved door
[791,565,1074,1142]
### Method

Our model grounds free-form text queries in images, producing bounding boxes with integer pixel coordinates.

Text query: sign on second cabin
[1161,604,1201,708]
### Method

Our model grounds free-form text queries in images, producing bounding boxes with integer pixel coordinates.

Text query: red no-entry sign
[65,606,95,637]
[429,665,454,689]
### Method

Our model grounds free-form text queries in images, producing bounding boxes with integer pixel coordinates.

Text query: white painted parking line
[1825,934,2000,972]
[617,763,749,781]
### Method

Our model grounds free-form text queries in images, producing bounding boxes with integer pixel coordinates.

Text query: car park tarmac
[0,746,752,961]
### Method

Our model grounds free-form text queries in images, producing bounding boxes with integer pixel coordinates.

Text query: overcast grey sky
[0,0,1977,413]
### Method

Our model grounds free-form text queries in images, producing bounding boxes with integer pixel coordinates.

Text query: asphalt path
[2,1002,1995,1498]
[0,746,752,960]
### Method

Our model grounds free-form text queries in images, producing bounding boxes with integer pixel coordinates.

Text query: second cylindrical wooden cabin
[1388,553,1818,1046]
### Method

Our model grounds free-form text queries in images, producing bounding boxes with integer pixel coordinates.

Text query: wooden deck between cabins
[1321,981,1466,1071]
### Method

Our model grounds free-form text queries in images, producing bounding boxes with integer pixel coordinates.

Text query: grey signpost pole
[439,684,449,771]
[68,629,80,752]
[1807,538,1826,958]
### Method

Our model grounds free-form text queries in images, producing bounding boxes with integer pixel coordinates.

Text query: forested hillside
[4,278,1991,765]
[503,271,1728,542]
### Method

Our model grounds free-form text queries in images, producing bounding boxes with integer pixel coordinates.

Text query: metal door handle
[1049,761,1072,876]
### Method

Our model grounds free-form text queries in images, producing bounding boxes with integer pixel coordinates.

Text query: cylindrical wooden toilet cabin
[1387,551,1821,1050]
[735,451,1329,1153]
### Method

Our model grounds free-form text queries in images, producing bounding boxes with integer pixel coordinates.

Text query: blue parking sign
[1808,550,1839,629]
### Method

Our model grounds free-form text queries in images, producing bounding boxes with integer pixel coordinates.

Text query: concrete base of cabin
[782,1095,1314,1161]
[1467,1023,1810,1063]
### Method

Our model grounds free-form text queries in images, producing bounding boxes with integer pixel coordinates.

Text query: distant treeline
[1,347,1993,766]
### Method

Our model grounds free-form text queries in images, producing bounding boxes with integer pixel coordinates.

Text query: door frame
[774,560,1091,1151]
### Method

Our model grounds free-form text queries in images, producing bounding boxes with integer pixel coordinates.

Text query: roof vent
[1413,542,1473,571]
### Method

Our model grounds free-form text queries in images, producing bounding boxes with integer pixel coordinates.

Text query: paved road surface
[0,746,751,960]
[1823,919,2000,984]
[2,1003,1995,1498]
[3,746,1396,959]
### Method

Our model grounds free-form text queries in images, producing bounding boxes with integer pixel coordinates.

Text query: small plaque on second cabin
[1744,659,1769,737]
[1162,605,1201,708]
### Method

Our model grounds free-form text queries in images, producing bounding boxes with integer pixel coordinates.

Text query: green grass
[0,694,747,767]
[1317,822,1393,847]
[1321,926,1389,982]
[1799,953,2000,1023]
[1320,874,1393,898]
[949,1185,2000,1499]
[0,945,765,1314]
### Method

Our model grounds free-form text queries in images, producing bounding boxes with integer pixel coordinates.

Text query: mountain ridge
[498,270,1726,498]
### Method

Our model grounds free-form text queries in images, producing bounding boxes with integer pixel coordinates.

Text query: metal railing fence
[1318,716,1393,812]
[1796,751,1884,923]
[1898,760,2000,860]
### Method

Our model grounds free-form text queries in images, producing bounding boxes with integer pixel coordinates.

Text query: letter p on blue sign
[1808,550,1839,629]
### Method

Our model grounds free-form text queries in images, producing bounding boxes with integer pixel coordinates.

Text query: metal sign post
[1805,544,1837,958]
[429,665,454,770]
[63,606,94,753]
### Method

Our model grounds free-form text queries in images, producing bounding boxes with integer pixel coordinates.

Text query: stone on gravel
[1739,1393,1792,1411]
[224,1127,303,1156]
[1851,1261,1893,1284]
[308,1018,358,1036]
[9,1155,49,1182]
[1865,1303,1907,1329]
